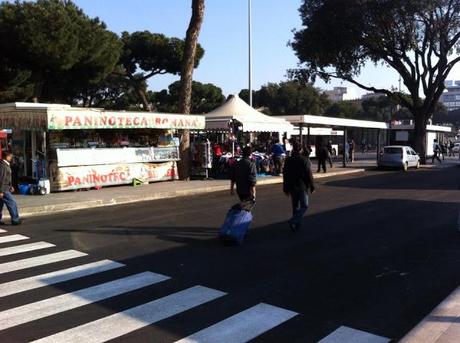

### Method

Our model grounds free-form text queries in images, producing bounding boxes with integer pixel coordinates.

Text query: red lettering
[67,176,75,185]
[65,116,73,126]
[155,117,162,125]
[177,119,183,127]
[84,116,93,126]
[119,172,126,180]
[108,117,116,126]
[75,177,81,185]
[117,117,124,126]
[141,118,148,126]
[125,117,132,126]
[185,119,191,127]
[162,118,168,125]
[73,117,82,126]
[133,117,140,125]
[100,175,108,183]
[100,117,107,125]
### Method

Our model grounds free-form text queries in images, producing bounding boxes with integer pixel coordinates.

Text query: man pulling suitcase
[220,147,257,244]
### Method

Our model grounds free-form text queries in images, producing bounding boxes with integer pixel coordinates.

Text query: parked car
[378,145,420,171]
[452,142,460,153]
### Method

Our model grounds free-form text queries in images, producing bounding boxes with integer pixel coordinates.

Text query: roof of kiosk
[205,95,293,132]
[0,102,205,130]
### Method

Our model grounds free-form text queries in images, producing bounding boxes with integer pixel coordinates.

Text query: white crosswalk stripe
[0,234,29,244]
[32,285,226,343]
[0,228,6,233]
[318,326,390,343]
[175,303,298,343]
[0,250,87,274]
[0,271,169,330]
[0,259,124,297]
[0,241,55,257]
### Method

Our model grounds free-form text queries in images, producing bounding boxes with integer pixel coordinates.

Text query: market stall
[0,102,205,192]
[192,95,293,177]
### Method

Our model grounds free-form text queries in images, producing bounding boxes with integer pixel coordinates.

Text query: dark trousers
[273,156,284,175]
[0,191,19,223]
[289,189,309,228]
[432,152,442,164]
[317,158,327,173]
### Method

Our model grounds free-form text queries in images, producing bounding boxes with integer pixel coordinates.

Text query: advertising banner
[56,147,179,167]
[47,110,205,130]
[51,161,178,191]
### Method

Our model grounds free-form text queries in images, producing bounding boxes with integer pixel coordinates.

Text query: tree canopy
[239,81,330,115]
[0,0,121,102]
[120,31,204,111]
[291,0,460,160]
[153,81,224,114]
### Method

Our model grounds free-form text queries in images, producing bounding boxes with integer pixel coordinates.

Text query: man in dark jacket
[316,144,329,173]
[0,151,21,225]
[283,142,315,232]
[230,146,257,201]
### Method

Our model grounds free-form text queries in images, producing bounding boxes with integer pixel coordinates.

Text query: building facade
[324,87,347,102]
[441,80,460,111]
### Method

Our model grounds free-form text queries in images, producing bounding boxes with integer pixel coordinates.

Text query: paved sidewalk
[401,284,460,342]
[7,167,365,219]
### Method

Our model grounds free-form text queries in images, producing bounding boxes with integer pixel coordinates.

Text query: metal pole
[299,124,303,145]
[376,129,381,163]
[343,128,347,168]
[248,0,252,107]
[307,125,311,146]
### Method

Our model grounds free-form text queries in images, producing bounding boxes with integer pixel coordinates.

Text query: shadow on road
[325,167,460,191]
[18,197,456,342]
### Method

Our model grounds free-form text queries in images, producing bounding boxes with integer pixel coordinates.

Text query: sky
[73,0,460,100]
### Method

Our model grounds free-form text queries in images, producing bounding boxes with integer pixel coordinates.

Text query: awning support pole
[376,129,381,163]
[343,128,347,168]
[299,124,303,145]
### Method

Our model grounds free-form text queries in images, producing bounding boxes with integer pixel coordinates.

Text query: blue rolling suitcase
[219,200,255,245]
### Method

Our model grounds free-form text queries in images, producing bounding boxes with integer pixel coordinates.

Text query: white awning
[282,114,389,129]
[205,95,293,133]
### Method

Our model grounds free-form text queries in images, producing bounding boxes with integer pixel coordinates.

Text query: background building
[324,87,347,102]
[441,80,460,111]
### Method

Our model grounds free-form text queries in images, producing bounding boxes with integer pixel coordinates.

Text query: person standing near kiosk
[0,151,22,225]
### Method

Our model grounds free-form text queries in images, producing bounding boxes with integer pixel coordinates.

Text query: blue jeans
[0,191,20,223]
[289,189,309,227]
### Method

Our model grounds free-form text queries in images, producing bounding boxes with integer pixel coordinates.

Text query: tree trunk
[127,74,152,111]
[413,113,429,164]
[178,0,205,180]
[136,87,151,111]
[32,80,44,103]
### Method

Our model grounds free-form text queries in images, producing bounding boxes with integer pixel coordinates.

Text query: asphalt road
[0,166,459,342]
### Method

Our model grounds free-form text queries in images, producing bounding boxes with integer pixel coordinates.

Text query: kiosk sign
[47,111,205,130]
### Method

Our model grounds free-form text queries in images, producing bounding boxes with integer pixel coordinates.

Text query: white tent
[205,95,293,133]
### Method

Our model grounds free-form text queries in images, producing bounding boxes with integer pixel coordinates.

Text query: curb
[15,168,365,219]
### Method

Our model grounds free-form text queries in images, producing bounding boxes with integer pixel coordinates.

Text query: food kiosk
[0,103,205,192]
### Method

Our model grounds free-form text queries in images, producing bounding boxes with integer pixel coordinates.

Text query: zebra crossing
[0,229,299,342]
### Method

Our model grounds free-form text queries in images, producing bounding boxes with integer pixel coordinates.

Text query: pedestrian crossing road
[0,228,394,342]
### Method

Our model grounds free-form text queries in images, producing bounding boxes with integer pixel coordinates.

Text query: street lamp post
[248,0,252,107]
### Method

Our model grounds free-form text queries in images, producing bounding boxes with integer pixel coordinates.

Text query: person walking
[316,143,329,173]
[0,151,22,225]
[230,146,257,201]
[349,139,355,162]
[344,140,350,163]
[271,139,286,175]
[449,141,455,157]
[326,140,334,168]
[432,139,442,164]
[283,142,315,232]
